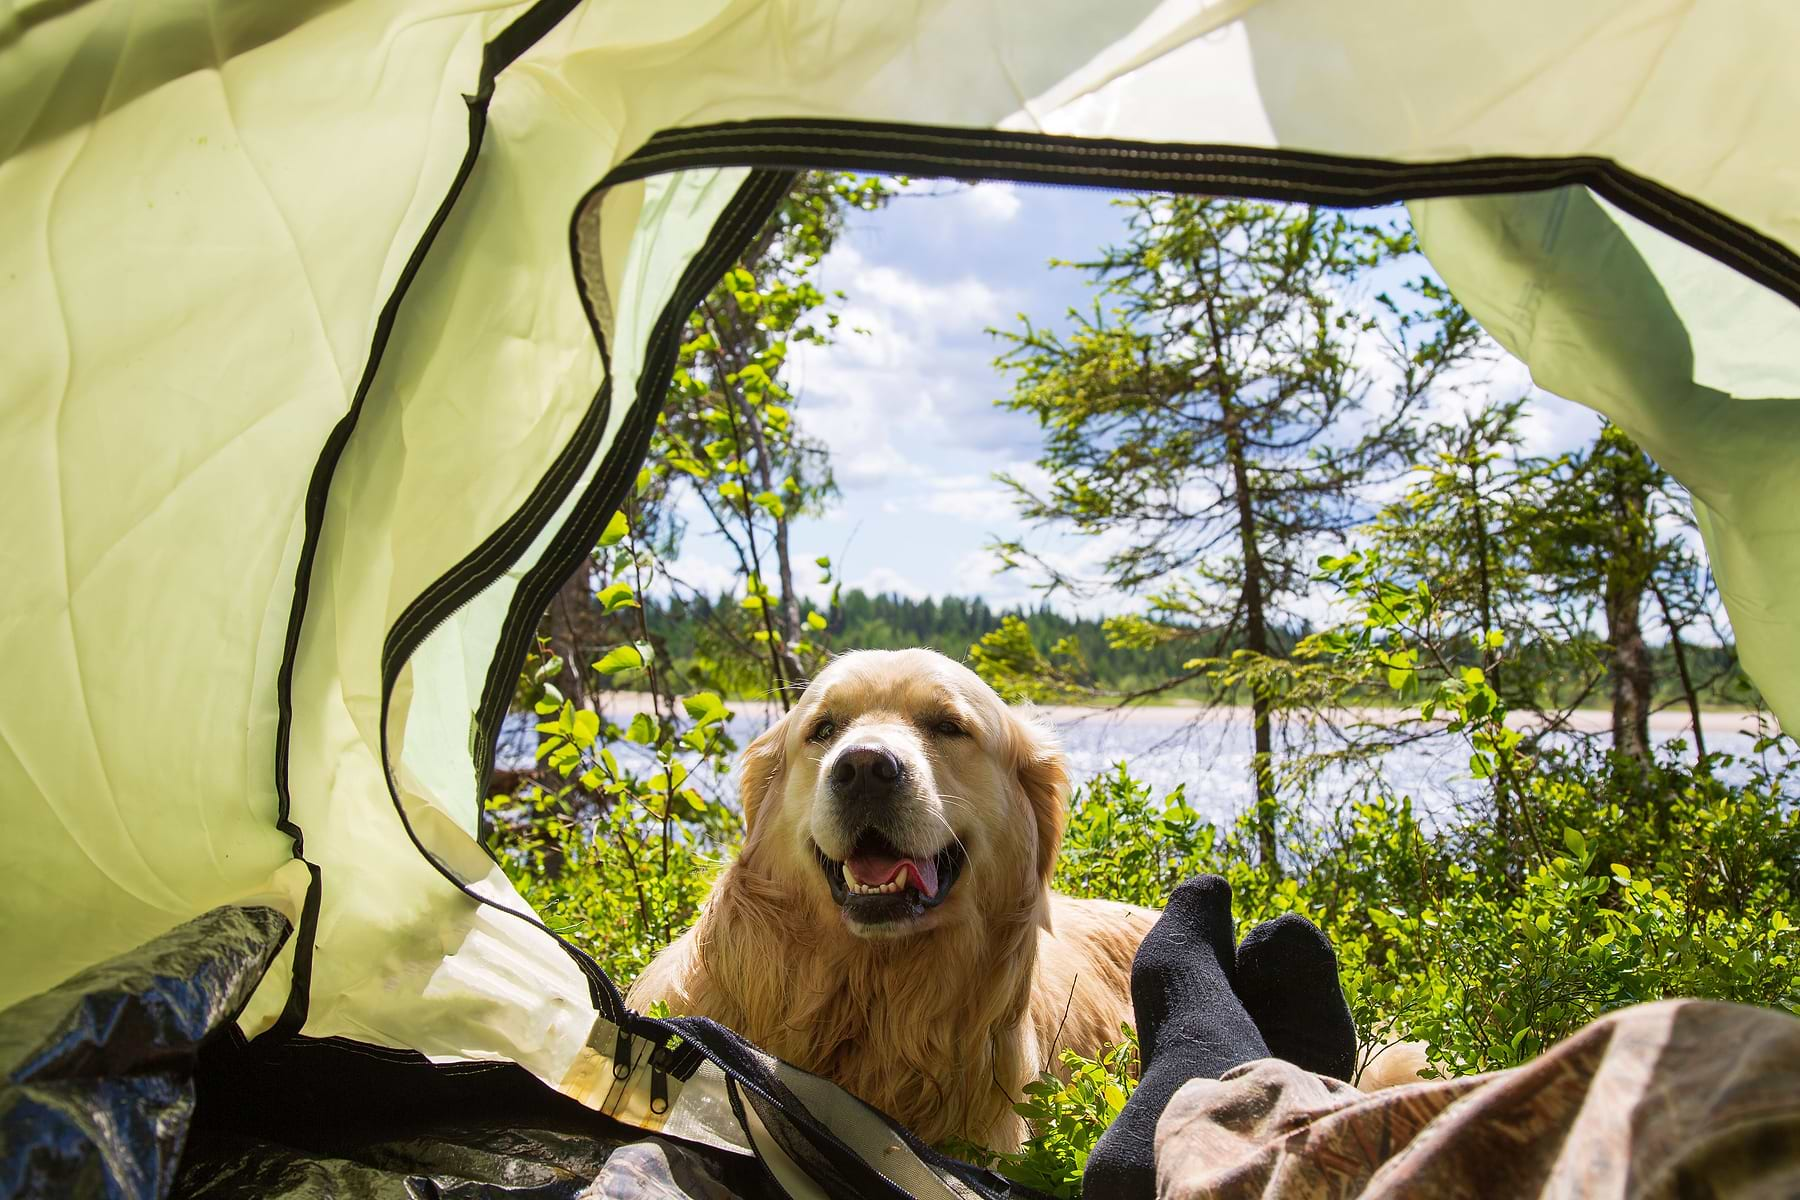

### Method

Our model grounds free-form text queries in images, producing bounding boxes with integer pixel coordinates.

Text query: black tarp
[2,906,1037,1200]
[0,907,778,1200]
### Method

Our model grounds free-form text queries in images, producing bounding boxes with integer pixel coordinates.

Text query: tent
[4,2,1797,1195]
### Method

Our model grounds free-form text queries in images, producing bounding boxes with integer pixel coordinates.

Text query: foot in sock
[1235,913,1358,1082]
[1083,875,1268,1200]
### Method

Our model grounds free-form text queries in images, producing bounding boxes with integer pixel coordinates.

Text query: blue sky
[669,180,1609,617]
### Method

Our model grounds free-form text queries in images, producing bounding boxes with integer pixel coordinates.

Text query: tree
[1297,398,1623,854]
[656,173,891,703]
[1531,425,1666,764]
[990,197,1483,872]
[1647,521,1724,766]
[518,173,889,804]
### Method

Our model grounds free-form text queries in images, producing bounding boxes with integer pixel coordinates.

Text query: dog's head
[735,648,1068,939]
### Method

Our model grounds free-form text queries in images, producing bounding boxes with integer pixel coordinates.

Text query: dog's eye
[932,718,967,738]
[808,718,837,743]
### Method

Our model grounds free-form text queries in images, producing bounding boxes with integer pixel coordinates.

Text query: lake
[496,703,1781,825]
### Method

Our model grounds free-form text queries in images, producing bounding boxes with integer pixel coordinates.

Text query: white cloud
[651,550,737,601]
[919,475,1012,521]
[965,182,1023,224]
[1518,386,1604,455]
[852,566,929,600]
[893,179,1024,225]
[951,548,1042,609]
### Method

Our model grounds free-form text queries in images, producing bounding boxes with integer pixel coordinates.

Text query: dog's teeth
[842,862,856,887]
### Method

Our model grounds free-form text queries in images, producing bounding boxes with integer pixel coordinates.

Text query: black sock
[1234,913,1357,1082]
[1083,876,1269,1200]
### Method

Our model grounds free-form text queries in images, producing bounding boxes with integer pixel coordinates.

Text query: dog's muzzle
[813,830,966,928]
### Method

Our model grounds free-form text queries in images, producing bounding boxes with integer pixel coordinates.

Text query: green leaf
[598,510,630,547]
[681,692,728,728]
[1383,648,1416,691]
[596,581,638,612]
[593,643,649,675]
[805,610,828,631]
[625,712,659,745]
[1562,828,1587,858]
[571,709,600,748]
[751,490,786,519]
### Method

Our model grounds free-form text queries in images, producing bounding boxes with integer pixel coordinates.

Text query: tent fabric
[4,1,1798,1195]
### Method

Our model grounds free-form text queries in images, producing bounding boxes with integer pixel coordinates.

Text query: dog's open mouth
[815,830,965,925]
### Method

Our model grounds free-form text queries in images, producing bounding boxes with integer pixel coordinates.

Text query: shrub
[490,736,1799,1195]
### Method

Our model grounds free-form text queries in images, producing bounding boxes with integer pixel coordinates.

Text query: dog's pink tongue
[846,852,940,898]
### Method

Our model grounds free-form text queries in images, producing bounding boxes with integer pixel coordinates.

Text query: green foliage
[495,650,1798,1195]
[967,614,1093,704]
[651,173,893,693]
[488,779,736,984]
[951,1029,1140,1198]
[1048,740,1800,1082]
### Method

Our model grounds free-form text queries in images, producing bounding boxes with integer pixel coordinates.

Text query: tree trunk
[1224,411,1280,877]
[1603,452,1655,766]
[1605,573,1654,764]
[546,563,600,714]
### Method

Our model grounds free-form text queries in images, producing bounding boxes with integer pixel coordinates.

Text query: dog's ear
[1008,705,1069,900]
[738,710,789,836]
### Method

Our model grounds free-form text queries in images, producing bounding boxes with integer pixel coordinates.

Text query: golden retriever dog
[630,647,1156,1149]
[630,647,1423,1150]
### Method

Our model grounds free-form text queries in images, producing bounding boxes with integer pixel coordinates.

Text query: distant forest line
[629,588,1751,710]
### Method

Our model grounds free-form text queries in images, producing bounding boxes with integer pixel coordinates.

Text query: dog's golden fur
[630,648,1156,1149]
[630,647,1416,1149]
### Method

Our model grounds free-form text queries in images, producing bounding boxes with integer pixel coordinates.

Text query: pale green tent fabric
[3,0,1796,1154]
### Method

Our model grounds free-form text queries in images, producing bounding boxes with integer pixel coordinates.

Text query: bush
[490,737,1799,1196]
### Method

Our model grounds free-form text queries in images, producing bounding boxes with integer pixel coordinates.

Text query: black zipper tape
[465,169,795,807]
[372,169,795,1029]
[260,0,588,1043]
[600,117,1800,314]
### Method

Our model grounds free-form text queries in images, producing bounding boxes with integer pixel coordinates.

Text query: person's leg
[1234,913,1358,1082]
[1151,1000,1800,1200]
[1083,876,1268,1200]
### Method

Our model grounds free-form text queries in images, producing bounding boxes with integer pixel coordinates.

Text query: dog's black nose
[830,745,901,793]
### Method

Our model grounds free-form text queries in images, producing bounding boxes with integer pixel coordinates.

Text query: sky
[669,179,1611,619]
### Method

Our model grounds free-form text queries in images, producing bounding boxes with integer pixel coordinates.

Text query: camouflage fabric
[1155,1000,1800,1200]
